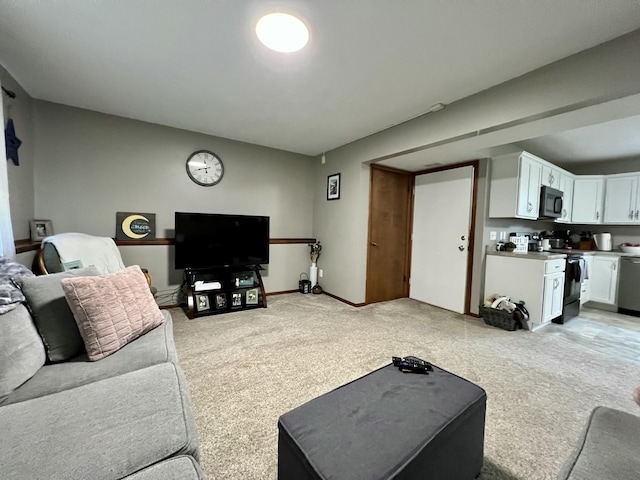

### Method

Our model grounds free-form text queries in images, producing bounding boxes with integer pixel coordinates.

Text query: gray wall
[28,101,315,295]
[1,65,35,241]
[312,151,370,304]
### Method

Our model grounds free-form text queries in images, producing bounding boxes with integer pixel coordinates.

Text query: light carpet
[170,293,640,480]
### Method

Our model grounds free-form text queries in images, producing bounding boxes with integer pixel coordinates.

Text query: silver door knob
[371,242,377,247]
[458,245,465,251]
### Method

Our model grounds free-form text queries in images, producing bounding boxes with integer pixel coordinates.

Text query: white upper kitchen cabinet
[603,174,639,224]
[590,255,620,305]
[516,156,543,219]
[555,172,574,223]
[571,176,604,224]
[541,163,562,189]
[489,151,542,220]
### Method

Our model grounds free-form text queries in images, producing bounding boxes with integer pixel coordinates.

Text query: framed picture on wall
[30,219,53,241]
[327,173,341,200]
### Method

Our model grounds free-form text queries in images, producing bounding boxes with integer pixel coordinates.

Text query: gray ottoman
[278,364,486,480]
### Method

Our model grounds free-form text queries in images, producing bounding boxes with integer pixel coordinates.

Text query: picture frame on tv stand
[196,294,210,312]
[231,292,243,308]
[246,288,259,305]
[215,293,227,310]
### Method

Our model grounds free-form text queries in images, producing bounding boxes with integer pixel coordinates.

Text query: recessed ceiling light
[256,12,309,53]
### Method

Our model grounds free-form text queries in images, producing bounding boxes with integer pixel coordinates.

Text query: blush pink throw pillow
[61,265,164,361]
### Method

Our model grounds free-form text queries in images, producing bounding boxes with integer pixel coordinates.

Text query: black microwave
[539,186,563,218]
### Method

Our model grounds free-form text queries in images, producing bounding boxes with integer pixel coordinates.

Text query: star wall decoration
[5,119,22,166]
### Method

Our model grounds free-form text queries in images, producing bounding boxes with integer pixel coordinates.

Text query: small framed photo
[232,292,243,307]
[327,173,341,200]
[215,294,227,310]
[30,219,53,241]
[196,294,210,312]
[246,288,259,305]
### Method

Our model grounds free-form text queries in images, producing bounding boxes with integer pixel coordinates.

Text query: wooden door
[365,166,412,304]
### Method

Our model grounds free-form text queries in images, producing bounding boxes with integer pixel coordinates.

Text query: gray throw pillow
[14,267,100,362]
[0,304,46,399]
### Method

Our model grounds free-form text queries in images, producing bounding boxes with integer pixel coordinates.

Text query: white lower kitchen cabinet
[484,253,566,331]
[580,255,594,305]
[589,255,620,305]
[543,271,564,322]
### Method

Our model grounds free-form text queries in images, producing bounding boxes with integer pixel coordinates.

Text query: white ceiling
[518,114,640,164]
[1,1,640,160]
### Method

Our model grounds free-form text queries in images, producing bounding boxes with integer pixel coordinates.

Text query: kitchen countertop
[548,249,640,257]
[487,248,640,259]
[486,250,566,260]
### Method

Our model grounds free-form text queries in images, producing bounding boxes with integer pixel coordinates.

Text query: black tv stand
[184,265,267,319]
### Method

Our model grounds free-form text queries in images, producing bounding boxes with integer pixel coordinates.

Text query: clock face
[186,150,224,186]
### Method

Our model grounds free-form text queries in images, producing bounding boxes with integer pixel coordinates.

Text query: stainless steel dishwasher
[618,256,640,316]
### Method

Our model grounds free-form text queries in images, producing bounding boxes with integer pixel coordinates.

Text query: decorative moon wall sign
[115,212,156,241]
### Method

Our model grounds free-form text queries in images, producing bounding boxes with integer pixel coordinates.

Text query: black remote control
[392,356,433,374]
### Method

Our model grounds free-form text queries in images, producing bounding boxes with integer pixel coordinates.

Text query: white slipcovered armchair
[36,232,155,293]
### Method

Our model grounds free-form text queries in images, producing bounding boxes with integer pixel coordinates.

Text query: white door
[410,166,473,313]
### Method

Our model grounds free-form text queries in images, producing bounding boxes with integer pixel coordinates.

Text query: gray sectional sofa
[558,406,640,480]
[0,266,204,480]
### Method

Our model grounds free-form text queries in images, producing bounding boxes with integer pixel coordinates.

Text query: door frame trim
[410,160,479,315]
[366,160,479,314]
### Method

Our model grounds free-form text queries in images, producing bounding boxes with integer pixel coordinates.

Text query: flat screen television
[175,212,270,270]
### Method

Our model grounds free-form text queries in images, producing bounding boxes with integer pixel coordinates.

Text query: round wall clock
[186,150,224,186]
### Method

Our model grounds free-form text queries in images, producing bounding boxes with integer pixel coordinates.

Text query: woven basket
[479,306,520,331]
